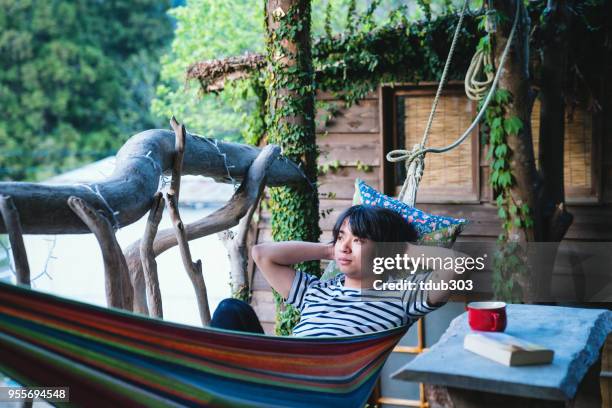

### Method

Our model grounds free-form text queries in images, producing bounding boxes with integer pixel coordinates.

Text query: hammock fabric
[0,281,408,407]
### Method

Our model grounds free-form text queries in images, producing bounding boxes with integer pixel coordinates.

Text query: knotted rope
[465,47,494,101]
[387,0,520,206]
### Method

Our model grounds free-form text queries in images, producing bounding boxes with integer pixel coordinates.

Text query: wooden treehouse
[249,82,612,406]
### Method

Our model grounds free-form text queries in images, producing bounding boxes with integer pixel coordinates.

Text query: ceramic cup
[466,301,507,332]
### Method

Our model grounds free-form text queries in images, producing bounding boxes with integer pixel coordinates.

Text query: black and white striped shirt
[285,270,445,337]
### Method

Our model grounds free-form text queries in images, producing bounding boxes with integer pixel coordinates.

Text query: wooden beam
[125,144,282,314]
[140,191,165,318]
[0,195,30,286]
[0,130,306,234]
[67,196,133,310]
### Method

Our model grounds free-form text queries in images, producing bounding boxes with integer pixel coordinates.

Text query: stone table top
[392,304,612,401]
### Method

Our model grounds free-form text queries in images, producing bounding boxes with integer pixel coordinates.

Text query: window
[531,100,598,201]
[392,86,479,203]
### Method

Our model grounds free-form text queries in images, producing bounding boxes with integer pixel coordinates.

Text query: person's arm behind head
[251,241,334,299]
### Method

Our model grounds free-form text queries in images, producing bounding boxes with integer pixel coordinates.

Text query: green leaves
[482,87,534,302]
[1,0,173,181]
[494,89,511,104]
[503,116,523,136]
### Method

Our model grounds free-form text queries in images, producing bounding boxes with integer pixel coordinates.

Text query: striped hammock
[0,281,408,407]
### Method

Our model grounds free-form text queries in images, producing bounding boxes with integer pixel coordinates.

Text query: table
[392,304,612,408]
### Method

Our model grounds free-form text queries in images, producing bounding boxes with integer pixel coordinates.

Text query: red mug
[466,301,507,332]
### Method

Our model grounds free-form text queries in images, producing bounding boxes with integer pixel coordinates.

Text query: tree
[487,0,609,300]
[151,0,383,147]
[0,0,173,181]
[151,0,266,144]
[264,0,320,334]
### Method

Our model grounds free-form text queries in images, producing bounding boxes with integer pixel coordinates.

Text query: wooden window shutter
[394,87,479,203]
[531,99,597,200]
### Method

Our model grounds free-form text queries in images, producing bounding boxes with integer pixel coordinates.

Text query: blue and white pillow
[354,179,468,246]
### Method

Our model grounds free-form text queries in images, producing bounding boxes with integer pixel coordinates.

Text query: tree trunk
[493,0,538,243]
[533,0,575,299]
[537,0,574,241]
[265,0,320,334]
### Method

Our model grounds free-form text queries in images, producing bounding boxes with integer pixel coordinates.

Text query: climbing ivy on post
[482,89,531,302]
[477,27,533,302]
[264,0,320,335]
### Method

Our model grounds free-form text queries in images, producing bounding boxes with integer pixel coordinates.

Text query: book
[463,332,554,366]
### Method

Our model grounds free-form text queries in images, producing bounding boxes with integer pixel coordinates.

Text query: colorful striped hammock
[0,281,408,407]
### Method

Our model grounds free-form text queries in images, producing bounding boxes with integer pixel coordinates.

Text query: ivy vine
[193,0,610,320]
[477,28,532,302]
[264,1,321,335]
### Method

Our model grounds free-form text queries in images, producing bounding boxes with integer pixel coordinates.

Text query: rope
[387,0,521,204]
[419,0,469,147]
[387,0,469,204]
[465,1,496,101]
[464,48,494,100]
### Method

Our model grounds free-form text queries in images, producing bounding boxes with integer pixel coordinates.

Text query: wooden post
[0,195,30,286]
[140,191,165,317]
[68,196,133,310]
[166,191,211,325]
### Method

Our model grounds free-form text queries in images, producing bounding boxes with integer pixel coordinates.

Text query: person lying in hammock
[210,204,468,336]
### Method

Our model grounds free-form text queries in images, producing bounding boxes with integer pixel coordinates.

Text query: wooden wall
[250,90,382,333]
[249,85,612,334]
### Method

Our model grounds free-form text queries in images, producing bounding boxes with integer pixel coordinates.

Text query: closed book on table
[463,332,554,366]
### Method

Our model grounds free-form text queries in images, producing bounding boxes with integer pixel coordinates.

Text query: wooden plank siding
[249,85,612,334]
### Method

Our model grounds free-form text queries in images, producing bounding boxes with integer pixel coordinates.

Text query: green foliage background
[151,0,430,146]
[151,0,266,143]
[0,0,173,181]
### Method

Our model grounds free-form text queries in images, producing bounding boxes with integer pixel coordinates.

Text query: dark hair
[331,205,418,244]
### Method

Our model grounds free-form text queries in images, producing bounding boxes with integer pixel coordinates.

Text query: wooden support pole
[68,196,133,310]
[140,191,165,318]
[169,116,186,201]
[0,195,30,286]
[166,191,211,325]
[166,117,210,324]
[124,143,282,314]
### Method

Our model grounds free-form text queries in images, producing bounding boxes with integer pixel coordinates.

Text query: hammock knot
[386,145,426,169]
[386,144,426,206]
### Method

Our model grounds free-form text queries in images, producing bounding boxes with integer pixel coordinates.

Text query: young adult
[210,205,466,336]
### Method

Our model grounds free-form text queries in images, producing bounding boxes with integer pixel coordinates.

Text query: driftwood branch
[67,196,133,310]
[165,192,211,325]
[186,53,266,93]
[219,191,264,301]
[168,116,212,323]
[0,195,30,286]
[139,192,165,318]
[169,116,185,200]
[124,144,282,314]
[0,130,305,234]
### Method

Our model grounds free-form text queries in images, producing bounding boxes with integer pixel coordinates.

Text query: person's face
[334,219,376,281]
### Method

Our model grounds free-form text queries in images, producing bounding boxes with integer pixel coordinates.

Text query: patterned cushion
[354,179,468,247]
